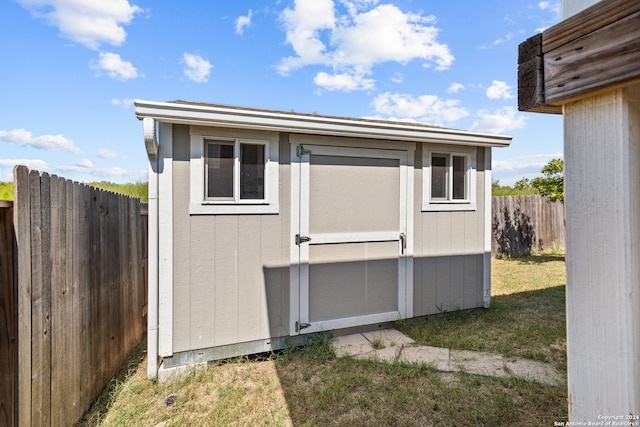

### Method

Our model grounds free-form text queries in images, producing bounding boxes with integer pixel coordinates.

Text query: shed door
[295,145,408,334]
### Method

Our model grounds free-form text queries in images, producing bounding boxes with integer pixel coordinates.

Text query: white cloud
[470,106,526,134]
[338,0,379,15]
[314,70,374,91]
[235,10,253,35]
[486,80,514,100]
[481,32,513,49]
[76,158,94,168]
[278,1,453,91]
[183,53,213,83]
[17,0,141,50]
[538,0,561,15]
[58,163,145,181]
[448,82,464,94]
[0,159,49,174]
[278,0,337,73]
[110,98,134,108]
[536,1,561,31]
[92,52,138,80]
[391,73,403,83]
[0,128,80,153]
[493,153,564,173]
[97,148,127,159]
[331,5,452,69]
[372,92,469,125]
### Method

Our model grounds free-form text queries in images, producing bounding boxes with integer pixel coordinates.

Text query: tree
[531,158,564,202]
[514,177,533,191]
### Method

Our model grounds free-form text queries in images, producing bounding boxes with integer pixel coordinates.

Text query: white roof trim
[134,100,512,148]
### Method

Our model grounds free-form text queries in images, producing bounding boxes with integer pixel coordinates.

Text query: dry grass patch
[80,355,292,427]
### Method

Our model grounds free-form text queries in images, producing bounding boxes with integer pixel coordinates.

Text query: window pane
[431,155,447,199]
[206,141,234,198]
[240,143,265,199]
[453,155,466,200]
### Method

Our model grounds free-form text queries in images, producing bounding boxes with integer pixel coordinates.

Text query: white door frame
[289,139,414,335]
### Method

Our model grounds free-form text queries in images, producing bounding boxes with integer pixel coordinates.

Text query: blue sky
[0,0,563,185]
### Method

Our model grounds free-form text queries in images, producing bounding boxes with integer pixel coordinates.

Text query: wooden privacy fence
[492,195,565,257]
[0,166,148,427]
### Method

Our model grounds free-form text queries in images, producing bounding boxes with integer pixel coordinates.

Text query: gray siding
[171,125,291,353]
[168,129,488,354]
[413,144,487,316]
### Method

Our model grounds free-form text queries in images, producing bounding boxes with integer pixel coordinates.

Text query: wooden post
[564,83,640,420]
[518,0,640,420]
[561,0,640,419]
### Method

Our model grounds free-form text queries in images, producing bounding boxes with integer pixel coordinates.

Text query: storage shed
[134,100,512,378]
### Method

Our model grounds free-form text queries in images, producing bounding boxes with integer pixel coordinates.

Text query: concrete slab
[158,360,207,385]
[330,329,564,386]
[356,345,402,363]
[451,350,507,377]
[362,329,415,348]
[330,333,374,358]
[505,358,565,386]
[399,346,450,372]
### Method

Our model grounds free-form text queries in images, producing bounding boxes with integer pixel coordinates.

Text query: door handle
[400,233,406,254]
[295,234,311,245]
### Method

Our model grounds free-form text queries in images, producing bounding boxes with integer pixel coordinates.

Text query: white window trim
[422,145,476,211]
[190,130,279,214]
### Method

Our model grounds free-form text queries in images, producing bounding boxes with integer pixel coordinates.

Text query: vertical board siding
[413,146,487,316]
[6,166,148,426]
[171,131,291,354]
[491,195,565,257]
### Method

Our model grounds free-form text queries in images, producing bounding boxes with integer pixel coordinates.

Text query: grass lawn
[79,252,568,426]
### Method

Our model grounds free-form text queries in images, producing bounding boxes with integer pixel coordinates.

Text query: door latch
[295,321,311,332]
[296,145,312,157]
[295,234,311,245]
[400,233,406,254]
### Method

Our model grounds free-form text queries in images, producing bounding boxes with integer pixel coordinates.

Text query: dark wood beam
[518,0,640,114]
[518,34,562,114]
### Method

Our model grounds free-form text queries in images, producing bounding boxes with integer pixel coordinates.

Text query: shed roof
[134,99,512,148]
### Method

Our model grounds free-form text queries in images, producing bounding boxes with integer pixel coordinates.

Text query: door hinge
[296,145,312,157]
[295,234,311,245]
[295,321,311,332]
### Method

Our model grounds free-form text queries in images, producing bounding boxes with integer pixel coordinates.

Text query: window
[190,129,279,214]
[423,146,476,211]
[205,139,266,201]
[430,153,467,201]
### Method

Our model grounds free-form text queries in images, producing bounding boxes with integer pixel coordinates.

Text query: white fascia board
[134,100,512,148]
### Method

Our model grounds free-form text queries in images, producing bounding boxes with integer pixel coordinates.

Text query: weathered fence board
[0,201,15,427]
[15,166,32,427]
[492,195,565,257]
[3,166,148,426]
